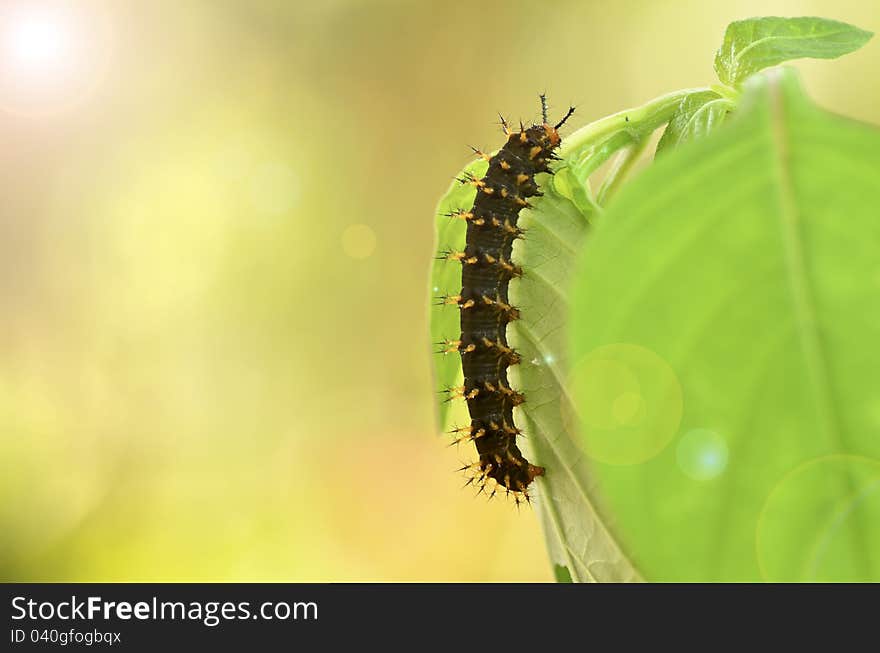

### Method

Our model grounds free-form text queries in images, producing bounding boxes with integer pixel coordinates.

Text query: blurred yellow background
[1,0,877,581]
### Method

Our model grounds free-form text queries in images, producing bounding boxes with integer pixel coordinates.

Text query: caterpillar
[441,96,574,503]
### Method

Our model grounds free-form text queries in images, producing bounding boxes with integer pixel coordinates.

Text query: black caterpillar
[441,96,574,503]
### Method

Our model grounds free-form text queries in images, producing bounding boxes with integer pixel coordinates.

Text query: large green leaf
[714,17,873,86]
[569,68,880,581]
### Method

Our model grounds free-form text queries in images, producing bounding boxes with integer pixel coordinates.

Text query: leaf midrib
[680,98,735,143]
[516,318,641,582]
[767,71,842,451]
[768,73,876,580]
[535,476,597,582]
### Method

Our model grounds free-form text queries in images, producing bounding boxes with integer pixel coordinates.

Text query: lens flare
[5,11,70,70]
[0,3,111,115]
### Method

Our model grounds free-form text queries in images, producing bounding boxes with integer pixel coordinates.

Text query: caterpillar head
[538,94,575,147]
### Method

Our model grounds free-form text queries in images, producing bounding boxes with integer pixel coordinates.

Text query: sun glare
[5,11,70,71]
[1,3,111,115]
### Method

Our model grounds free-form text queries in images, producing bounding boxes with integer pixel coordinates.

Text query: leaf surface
[714,16,872,86]
[429,141,642,582]
[656,91,732,155]
[569,68,880,581]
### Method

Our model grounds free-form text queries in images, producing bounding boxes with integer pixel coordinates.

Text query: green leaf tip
[714,16,873,86]
[655,90,734,156]
[553,565,573,583]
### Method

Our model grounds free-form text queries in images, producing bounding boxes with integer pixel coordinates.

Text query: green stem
[560,87,713,157]
[711,83,742,102]
[596,137,650,206]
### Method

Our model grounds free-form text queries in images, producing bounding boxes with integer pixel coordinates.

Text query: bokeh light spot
[757,455,880,582]
[249,162,300,216]
[341,224,377,260]
[568,343,682,465]
[676,429,728,480]
[612,391,644,426]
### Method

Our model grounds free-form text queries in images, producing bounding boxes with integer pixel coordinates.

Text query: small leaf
[553,565,573,583]
[714,16,873,86]
[656,91,734,155]
[551,163,598,217]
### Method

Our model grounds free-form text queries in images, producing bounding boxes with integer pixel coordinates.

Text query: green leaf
[429,90,710,581]
[553,564,573,583]
[714,16,873,86]
[551,162,598,217]
[429,139,643,582]
[428,159,487,430]
[510,165,640,582]
[656,91,734,155]
[569,68,880,581]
